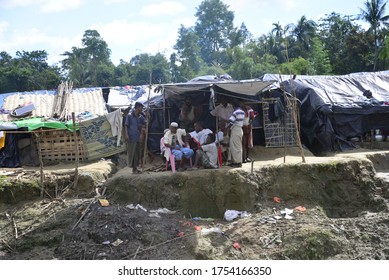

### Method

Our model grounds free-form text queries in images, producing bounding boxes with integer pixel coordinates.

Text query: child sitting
[192,133,218,169]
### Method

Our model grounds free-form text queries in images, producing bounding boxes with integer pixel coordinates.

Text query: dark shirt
[125,110,146,142]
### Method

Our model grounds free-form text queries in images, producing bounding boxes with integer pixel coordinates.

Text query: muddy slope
[1,152,389,260]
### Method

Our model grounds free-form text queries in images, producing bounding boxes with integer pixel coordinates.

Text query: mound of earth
[1,147,389,260]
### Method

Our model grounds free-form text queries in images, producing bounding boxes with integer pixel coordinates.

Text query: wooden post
[35,132,44,198]
[72,112,79,189]
[142,70,152,171]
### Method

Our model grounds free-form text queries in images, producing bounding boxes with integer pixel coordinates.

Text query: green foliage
[0,175,11,191]
[309,37,332,75]
[194,0,235,65]
[61,30,114,87]
[359,0,389,70]
[280,57,313,75]
[0,50,61,93]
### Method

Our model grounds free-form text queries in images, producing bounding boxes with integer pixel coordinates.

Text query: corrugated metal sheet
[0,89,107,121]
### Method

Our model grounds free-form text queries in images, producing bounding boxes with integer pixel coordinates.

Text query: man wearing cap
[163,122,194,171]
[125,102,146,174]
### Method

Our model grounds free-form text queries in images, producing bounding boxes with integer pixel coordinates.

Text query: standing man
[210,96,234,135]
[125,102,146,174]
[179,96,202,131]
[241,102,258,163]
[227,100,245,168]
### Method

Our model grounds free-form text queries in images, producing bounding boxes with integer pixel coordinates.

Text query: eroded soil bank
[1,149,389,260]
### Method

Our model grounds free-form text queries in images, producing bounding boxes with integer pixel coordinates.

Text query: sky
[0,0,370,66]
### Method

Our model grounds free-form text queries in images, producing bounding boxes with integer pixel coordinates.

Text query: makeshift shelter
[0,84,126,167]
[261,71,389,155]
[145,80,279,154]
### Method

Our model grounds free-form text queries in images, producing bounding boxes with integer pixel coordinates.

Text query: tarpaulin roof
[262,71,389,108]
[11,117,68,131]
[162,80,276,100]
[213,81,275,99]
[272,71,389,155]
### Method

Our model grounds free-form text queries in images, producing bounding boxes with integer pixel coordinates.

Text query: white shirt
[210,104,234,121]
[189,128,213,145]
[202,142,218,168]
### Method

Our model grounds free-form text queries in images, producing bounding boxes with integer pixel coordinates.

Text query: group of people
[124,96,257,174]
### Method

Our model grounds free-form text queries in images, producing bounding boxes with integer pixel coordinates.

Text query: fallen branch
[72,199,96,231]
[133,245,141,260]
[12,217,18,239]
[121,231,199,260]
[0,238,14,252]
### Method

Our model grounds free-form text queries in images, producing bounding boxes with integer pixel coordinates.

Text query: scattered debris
[99,199,109,207]
[224,210,251,222]
[233,242,242,251]
[112,239,123,247]
[200,227,222,235]
[294,206,307,212]
[126,204,147,212]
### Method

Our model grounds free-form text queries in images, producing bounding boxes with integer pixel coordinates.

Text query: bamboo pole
[142,70,152,171]
[72,112,80,189]
[35,131,44,198]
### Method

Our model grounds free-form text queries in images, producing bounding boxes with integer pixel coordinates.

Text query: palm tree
[290,16,317,55]
[359,0,389,71]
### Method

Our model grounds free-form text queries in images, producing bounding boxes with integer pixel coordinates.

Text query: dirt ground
[1,145,389,260]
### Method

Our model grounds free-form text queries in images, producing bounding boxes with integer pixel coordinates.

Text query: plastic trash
[280,208,294,215]
[112,239,123,247]
[126,204,147,212]
[149,213,161,218]
[99,199,109,207]
[224,210,240,221]
[233,242,241,251]
[102,241,110,245]
[200,227,222,235]
[284,214,294,220]
[294,206,307,212]
[193,217,215,221]
[149,208,176,214]
[224,210,251,222]
[194,226,202,231]
[273,197,281,203]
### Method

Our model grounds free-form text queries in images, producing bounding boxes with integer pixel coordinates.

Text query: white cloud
[139,1,187,17]
[103,0,131,4]
[90,15,194,64]
[0,27,82,64]
[0,0,38,8]
[40,0,83,13]
[0,21,10,37]
[1,0,84,13]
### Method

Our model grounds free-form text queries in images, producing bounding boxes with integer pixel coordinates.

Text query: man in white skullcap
[163,122,194,171]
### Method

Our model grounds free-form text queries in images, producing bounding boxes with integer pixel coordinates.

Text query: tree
[61,30,113,87]
[280,57,313,75]
[173,25,205,81]
[230,22,253,48]
[270,22,292,63]
[128,53,171,85]
[318,12,372,74]
[309,37,332,75]
[0,50,61,93]
[359,0,389,70]
[290,16,317,57]
[194,0,235,65]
